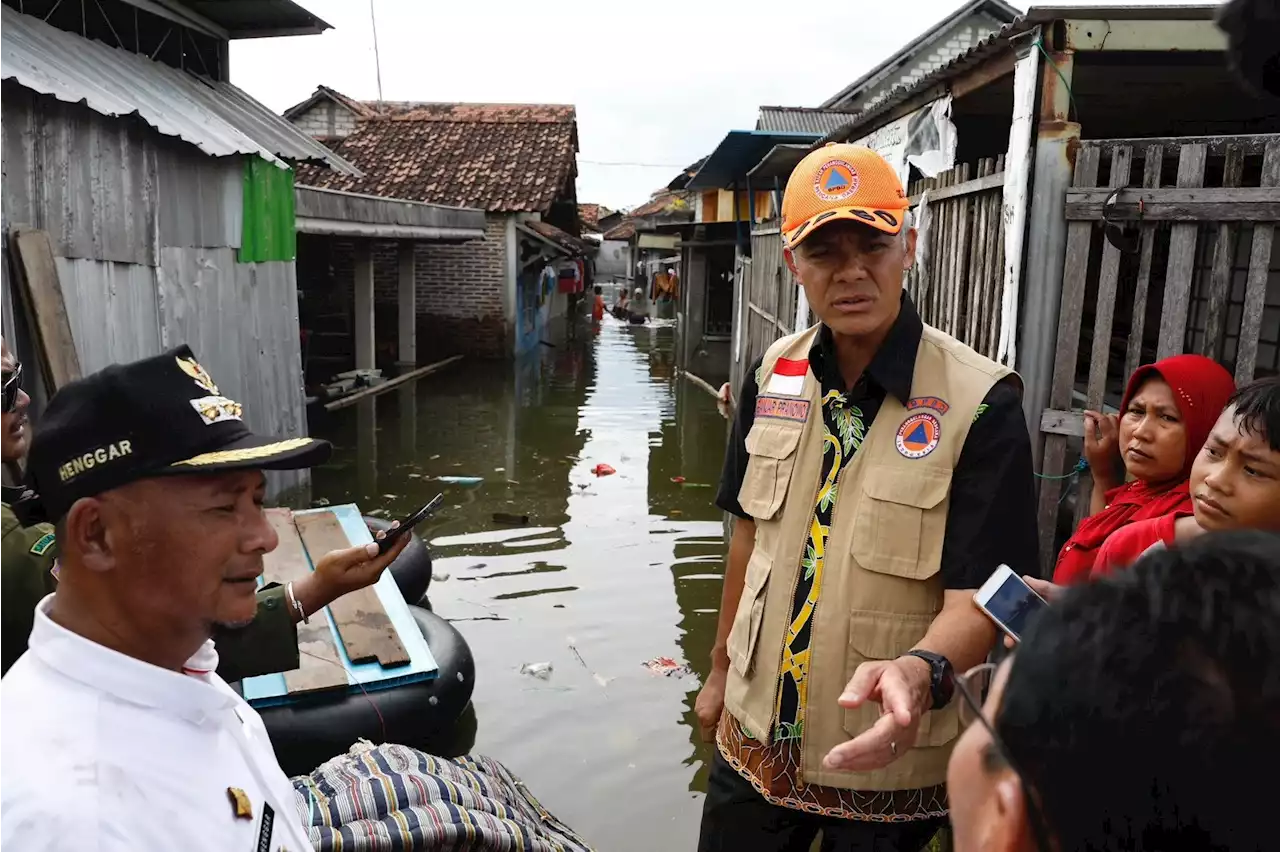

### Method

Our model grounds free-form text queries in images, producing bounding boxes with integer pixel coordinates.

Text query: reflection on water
[309,317,730,851]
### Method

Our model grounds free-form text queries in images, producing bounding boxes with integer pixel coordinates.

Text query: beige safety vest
[723,320,1015,791]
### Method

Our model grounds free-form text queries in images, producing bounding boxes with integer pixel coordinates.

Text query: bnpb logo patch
[896,412,941,459]
[813,159,859,202]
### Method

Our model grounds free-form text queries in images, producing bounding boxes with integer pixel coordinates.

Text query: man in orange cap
[696,144,1039,850]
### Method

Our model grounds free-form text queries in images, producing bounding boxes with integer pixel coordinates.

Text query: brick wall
[320,215,511,362]
[291,102,359,140]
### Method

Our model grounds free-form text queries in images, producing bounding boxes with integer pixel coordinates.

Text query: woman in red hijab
[1051,354,1235,584]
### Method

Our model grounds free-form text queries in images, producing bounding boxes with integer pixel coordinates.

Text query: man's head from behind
[782,144,915,339]
[2,336,32,463]
[947,531,1280,852]
[28,346,329,661]
[1190,376,1280,532]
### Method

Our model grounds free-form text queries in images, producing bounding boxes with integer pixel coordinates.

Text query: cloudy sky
[232,0,1210,212]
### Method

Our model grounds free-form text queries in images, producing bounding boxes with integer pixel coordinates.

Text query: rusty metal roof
[1,6,358,174]
[756,106,860,135]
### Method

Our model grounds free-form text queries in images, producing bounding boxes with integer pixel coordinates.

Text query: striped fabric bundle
[293,741,594,852]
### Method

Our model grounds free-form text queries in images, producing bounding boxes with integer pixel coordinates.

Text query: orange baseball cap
[781,143,910,250]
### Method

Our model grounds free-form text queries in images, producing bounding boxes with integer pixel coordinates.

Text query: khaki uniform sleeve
[2,506,58,675]
[212,583,300,683]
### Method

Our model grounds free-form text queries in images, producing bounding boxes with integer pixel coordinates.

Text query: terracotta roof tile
[603,221,636,241]
[296,104,579,213]
[523,220,590,255]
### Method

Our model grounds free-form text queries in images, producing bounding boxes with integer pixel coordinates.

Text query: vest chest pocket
[851,465,953,581]
[738,422,804,521]
[727,549,773,678]
[841,610,961,748]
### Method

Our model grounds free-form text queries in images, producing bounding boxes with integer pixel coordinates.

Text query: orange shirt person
[591,285,605,323]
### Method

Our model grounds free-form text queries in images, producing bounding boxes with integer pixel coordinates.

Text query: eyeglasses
[2,363,22,414]
[955,662,1054,852]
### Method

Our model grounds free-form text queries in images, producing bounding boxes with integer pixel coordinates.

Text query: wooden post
[397,241,417,368]
[353,241,375,372]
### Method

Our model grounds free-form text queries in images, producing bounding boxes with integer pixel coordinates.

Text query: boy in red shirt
[1094,376,1280,574]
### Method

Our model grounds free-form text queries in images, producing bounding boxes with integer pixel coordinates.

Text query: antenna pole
[369,0,384,104]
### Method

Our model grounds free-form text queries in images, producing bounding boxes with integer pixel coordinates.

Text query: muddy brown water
[308,318,731,850]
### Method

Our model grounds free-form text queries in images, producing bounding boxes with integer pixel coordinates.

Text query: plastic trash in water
[592,463,616,477]
[436,475,484,486]
[642,656,694,678]
[671,476,686,484]
[520,662,553,680]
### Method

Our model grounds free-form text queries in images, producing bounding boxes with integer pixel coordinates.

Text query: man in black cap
[0,336,402,678]
[0,345,406,851]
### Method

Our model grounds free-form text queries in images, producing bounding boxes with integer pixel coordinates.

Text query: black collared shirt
[716,292,1039,589]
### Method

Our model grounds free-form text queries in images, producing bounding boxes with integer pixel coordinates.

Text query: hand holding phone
[376,493,444,555]
[973,564,1048,643]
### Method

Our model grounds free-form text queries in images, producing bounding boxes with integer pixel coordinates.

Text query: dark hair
[1227,375,1280,451]
[594,285,602,294]
[997,531,1280,851]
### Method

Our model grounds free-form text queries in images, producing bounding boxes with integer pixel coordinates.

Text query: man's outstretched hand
[290,521,410,619]
[822,656,931,772]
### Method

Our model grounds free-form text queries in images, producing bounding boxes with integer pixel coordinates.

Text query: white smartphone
[973,565,1048,643]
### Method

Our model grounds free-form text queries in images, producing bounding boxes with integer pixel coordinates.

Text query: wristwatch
[903,650,955,710]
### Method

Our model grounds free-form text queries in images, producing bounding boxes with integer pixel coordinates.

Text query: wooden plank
[951,166,967,336]
[1125,144,1164,381]
[965,159,991,348]
[1082,134,1277,158]
[1156,143,1208,360]
[1037,145,1102,572]
[294,511,411,668]
[1201,145,1245,360]
[1040,408,1086,437]
[262,509,349,695]
[324,355,463,411]
[1235,140,1280,383]
[988,153,1008,360]
[907,168,1005,206]
[8,228,82,391]
[748,302,787,334]
[1086,146,1133,413]
[1065,186,1280,221]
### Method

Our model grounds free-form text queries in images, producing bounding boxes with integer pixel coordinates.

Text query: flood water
[309,318,732,851]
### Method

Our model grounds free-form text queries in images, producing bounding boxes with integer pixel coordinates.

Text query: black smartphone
[377,493,444,554]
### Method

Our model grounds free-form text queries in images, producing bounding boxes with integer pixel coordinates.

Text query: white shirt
[1,596,311,852]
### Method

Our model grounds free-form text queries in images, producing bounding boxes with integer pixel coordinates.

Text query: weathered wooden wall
[1,89,310,497]
[906,157,1007,359]
[1035,134,1280,569]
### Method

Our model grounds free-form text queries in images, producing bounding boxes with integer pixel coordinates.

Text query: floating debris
[520,662,553,680]
[436,475,484,486]
[493,512,530,526]
[592,463,616,477]
[642,656,694,678]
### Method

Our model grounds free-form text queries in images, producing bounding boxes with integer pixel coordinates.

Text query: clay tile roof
[523,219,590,255]
[578,203,609,229]
[296,102,579,213]
[603,221,636,241]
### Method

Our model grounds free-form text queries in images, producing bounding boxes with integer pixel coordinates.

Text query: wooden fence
[1035,133,1280,569]
[731,227,800,394]
[905,156,1007,359]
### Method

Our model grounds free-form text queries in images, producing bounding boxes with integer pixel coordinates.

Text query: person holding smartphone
[696,145,1039,851]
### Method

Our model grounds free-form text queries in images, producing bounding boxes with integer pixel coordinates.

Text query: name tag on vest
[756,395,810,423]
[765,358,808,396]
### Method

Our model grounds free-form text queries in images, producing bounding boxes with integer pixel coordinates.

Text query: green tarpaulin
[239,157,296,263]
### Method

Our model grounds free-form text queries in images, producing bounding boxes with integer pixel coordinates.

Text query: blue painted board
[242,504,438,709]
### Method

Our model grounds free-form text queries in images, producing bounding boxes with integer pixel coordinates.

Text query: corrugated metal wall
[1,86,309,497]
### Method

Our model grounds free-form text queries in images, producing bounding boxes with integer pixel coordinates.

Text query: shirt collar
[809,290,922,404]
[27,594,240,725]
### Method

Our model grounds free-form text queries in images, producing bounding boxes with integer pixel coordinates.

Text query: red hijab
[1052,354,1235,584]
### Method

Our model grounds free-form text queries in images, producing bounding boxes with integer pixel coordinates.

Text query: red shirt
[592,295,605,322]
[1091,514,1180,578]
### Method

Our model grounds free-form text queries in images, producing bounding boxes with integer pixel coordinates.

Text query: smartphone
[973,565,1048,643]
[377,493,444,555]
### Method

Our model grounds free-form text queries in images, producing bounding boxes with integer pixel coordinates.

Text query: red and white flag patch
[765,358,808,396]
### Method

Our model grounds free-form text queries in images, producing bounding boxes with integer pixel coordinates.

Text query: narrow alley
[308,317,731,851]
